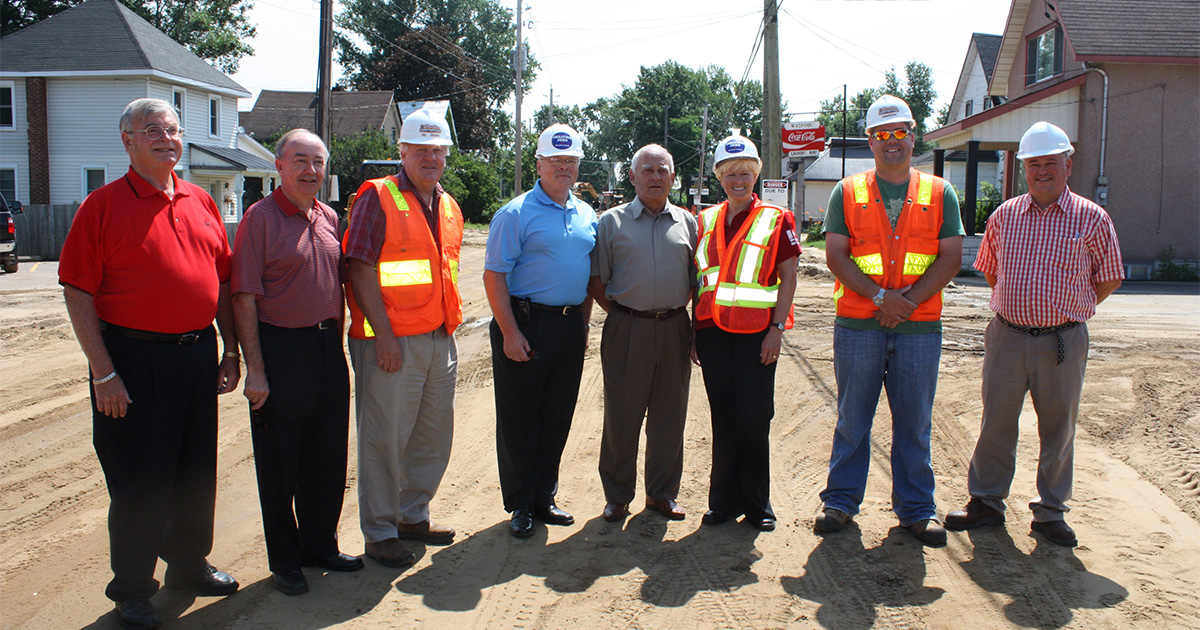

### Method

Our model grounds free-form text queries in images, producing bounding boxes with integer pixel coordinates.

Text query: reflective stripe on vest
[904,252,936,275]
[378,259,432,287]
[852,253,884,276]
[695,207,722,296]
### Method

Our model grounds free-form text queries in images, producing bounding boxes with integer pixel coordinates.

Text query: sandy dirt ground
[3,230,1199,630]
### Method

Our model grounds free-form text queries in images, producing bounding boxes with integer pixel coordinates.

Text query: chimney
[26,77,50,204]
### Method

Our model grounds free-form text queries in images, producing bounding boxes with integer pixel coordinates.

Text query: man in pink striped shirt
[944,122,1123,547]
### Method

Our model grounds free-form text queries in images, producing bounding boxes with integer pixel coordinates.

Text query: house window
[965,101,973,117]
[0,167,17,201]
[83,167,107,198]
[1026,26,1064,85]
[209,96,220,137]
[173,88,186,129]
[0,82,14,130]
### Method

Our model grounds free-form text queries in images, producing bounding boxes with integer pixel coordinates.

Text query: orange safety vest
[694,198,796,333]
[833,168,945,321]
[345,176,463,339]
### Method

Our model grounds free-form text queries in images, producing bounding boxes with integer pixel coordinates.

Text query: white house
[0,0,274,234]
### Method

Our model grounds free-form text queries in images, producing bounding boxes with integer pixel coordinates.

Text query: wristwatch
[771,322,785,331]
[872,287,886,307]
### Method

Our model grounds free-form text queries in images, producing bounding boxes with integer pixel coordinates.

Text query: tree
[817,61,939,152]
[585,62,764,206]
[326,131,399,212]
[335,0,536,151]
[2,1,256,73]
[441,152,501,224]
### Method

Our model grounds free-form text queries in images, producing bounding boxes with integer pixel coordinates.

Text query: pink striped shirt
[974,187,1123,327]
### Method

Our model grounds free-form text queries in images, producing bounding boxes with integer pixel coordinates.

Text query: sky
[231,0,1014,126]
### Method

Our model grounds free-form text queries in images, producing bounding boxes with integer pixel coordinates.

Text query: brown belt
[612,302,687,320]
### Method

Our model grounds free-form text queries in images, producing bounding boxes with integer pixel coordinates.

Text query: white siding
[0,78,30,202]
[804,181,836,221]
[952,58,991,124]
[45,77,151,204]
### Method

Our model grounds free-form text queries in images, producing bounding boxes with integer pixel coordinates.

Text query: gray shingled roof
[241,90,395,140]
[805,142,876,182]
[190,144,274,172]
[0,0,247,95]
[973,33,1003,80]
[1058,0,1200,58]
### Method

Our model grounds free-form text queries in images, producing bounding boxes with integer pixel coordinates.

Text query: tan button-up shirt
[591,197,698,312]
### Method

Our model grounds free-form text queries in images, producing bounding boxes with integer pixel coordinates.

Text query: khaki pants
[350,329,456,543]
[967,317,1088,522]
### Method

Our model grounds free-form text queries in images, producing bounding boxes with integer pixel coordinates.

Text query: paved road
[0,260,59,292]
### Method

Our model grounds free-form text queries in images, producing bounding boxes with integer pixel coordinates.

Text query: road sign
[688,188,710,195]
[783,121,825,158]
[761,179,788,207]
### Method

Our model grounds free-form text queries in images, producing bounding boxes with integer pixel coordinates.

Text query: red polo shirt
[59,168,232,334]
[231,188,344,328]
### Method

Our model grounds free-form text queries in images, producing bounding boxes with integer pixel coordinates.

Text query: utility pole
[663,105,668,147]
[697,103,709,209]
[513,0,525,195]
[549,85,555,124]
[762,0,781,181]
[315,0,334,202]
[841,84,847,179]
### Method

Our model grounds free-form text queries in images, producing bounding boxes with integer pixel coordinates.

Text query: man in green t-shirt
[813,95,965,547]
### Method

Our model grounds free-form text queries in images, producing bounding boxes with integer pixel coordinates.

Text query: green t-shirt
[822,174,964,334]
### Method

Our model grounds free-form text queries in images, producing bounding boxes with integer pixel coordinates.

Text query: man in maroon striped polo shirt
[232,129,360,596]
[944,122,1123,547]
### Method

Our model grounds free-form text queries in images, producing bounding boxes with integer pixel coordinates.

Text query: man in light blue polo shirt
[484,123,597,538]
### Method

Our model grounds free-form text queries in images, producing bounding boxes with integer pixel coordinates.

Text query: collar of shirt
[125,167,190,200]
[397,168,442,212]
[629,196,681,222]
[269,187,314,218]
[1021,186,1073,215]
[530,179,583,211]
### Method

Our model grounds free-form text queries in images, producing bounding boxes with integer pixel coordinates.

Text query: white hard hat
[536,123,584,158]
[865,94,915,132]
[1016,121,1074,160]
[400,108,453,146]
[713,134,760,167]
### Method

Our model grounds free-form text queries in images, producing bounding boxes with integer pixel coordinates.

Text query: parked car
[0,192,22,273]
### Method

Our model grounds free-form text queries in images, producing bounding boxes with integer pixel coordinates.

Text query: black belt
[99,321,209,345]
[512,296,583,316]
[312,318,337,330]
[996,315,1078,365]
[612,302,686,320]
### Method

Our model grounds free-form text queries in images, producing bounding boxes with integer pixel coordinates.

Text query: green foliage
[2,1,256,72]
[974,181,1002,233]
[335,0,534,151]
[817,62,938,152]
[328,131,399,211]
[441,151,501,223]
[1152,246,1199,281]
[584,61,764,204]
[803,222,825,245]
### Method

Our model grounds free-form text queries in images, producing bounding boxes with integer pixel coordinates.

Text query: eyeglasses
[544,156,580,167]
[871,128,911,142]
[126,125,184,140]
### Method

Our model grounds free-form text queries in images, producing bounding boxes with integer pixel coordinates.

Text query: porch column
[933,149,945,179]
[964,141,979,236]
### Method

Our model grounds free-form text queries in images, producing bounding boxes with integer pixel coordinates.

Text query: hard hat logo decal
[878,106,898,117]
[419,123,441,134]
[726,140,745,154]
[551,132,573,150]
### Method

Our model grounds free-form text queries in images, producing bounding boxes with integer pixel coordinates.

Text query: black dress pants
[491,309,586,512]
[92,328,218,602]
[695,326,777,520]
[251,322,350,573]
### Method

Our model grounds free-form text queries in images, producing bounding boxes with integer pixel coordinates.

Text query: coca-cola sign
[782,121,825,156]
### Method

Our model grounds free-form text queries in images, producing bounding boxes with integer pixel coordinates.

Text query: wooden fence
[13,203,79,260]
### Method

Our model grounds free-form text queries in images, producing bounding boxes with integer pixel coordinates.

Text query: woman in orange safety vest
[692,135,799,532]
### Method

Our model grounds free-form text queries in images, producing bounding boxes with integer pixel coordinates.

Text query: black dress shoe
[1031,519,1078,547]
[702,509,739,525]
[164,563,239,596]
[510,506,535,538]
[603,503,630,522]
[533,503,575,526]
[115,598,161,630]
[747,516,776,532]
[302,552,364,572]
[273,569,309,596]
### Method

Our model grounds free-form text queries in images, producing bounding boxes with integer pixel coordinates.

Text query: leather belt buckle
[561,305,572,316]
[316,319,334,330]
[178,332,200,345]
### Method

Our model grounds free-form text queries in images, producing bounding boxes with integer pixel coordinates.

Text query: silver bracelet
[93,370,118,385]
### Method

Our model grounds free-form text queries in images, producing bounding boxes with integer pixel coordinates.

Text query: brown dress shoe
[396,520,456,545]
[603,503,630,522]
[364,538,416,568]
[646,499,686,520]
[944,498,1005,531]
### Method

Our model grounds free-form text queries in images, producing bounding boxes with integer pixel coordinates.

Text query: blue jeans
[819,325,941,525]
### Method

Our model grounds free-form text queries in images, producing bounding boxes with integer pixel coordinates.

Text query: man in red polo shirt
[944,121,1123,547]
[60,98,241,630]
[232,129,361,596]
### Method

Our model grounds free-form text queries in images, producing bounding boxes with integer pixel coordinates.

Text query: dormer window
[1026,26,1064,85]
